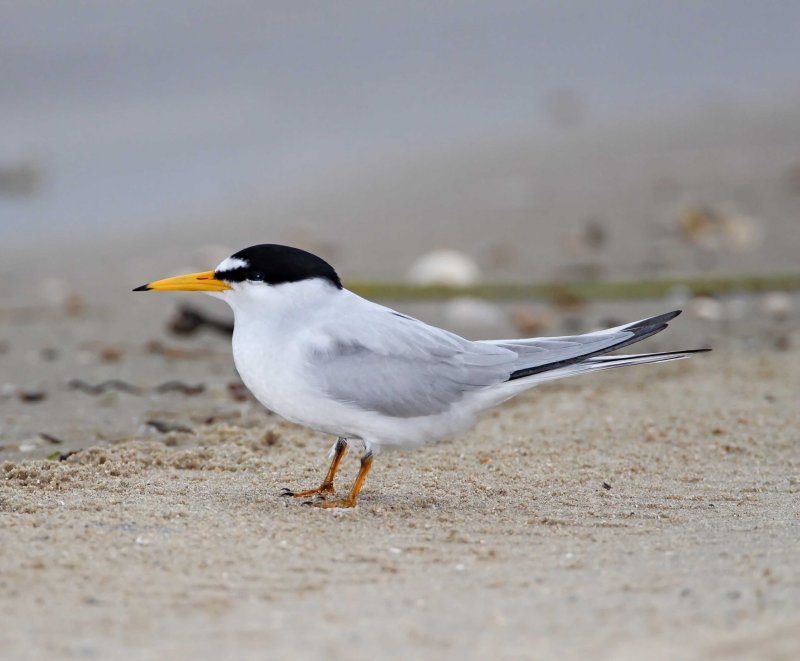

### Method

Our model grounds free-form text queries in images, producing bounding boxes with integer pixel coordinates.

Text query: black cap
[215,244,342,289]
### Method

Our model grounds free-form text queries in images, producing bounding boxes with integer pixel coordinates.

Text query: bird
[134,244,707,509]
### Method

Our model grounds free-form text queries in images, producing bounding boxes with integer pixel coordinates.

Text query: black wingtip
[132,284,151,292]
[634,309,681,327]
[507,309,690,381]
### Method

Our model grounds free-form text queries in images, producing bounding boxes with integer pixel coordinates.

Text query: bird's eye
[249,272,264,281]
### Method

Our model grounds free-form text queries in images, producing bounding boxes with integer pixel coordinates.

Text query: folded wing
[308,311,517,418]
[308,309,689,418]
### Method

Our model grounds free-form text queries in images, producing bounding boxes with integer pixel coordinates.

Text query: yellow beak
[133,270,231,292]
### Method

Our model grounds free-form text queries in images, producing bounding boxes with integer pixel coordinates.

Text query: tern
[135,244,706,508]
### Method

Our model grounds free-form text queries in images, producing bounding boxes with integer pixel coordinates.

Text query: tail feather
[511,349,709,386]
[587,349,710,365]
[506,310,686,381]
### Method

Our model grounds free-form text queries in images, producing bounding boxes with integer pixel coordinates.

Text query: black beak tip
[132,284,151,292]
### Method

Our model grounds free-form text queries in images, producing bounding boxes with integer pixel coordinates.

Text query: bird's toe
[311,497,358,509]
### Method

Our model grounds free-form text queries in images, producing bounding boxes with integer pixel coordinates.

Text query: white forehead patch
[215,256,248,273]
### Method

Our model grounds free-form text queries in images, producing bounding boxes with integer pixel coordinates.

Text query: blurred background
[4,6,800,655]
[3,0,800,278]
[0,0,799,454]
[1,0,800,421]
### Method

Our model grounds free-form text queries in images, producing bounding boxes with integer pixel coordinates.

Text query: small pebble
[99,346,124,363]
[761,292,792,322]
[443,297,504,331]
[144,420,193,434]
[510,306,554,335]
[228,382,251,402]
[18,389,47,403]
[39,433,64,445]
[689,296,724,322]
[407,250,480,286]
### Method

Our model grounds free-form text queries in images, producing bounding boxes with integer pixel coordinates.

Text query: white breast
[222,278,488,450]
[225,279,357,436]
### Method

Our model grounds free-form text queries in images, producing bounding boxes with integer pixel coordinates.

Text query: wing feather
[305,305,684,418]
[308,311,516,418]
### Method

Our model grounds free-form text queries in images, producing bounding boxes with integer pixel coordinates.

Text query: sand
[2,104,800,659]
[2,342,799,660]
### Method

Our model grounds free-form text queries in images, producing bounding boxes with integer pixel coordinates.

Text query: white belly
[231,325,480,449]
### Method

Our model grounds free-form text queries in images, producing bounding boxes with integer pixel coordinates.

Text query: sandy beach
[4,5,800,657]
[2,280,799,660]
[2,89,800,660]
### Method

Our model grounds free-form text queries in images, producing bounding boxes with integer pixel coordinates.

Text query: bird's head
[133,244,342,304]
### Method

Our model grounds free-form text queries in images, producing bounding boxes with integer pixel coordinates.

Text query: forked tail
[488,310,708,385]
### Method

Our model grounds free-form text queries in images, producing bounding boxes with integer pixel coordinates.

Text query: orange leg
[280,438,347,499]
[313,452,373,509]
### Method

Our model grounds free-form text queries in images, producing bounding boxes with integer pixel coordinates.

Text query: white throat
[216,277,344,330]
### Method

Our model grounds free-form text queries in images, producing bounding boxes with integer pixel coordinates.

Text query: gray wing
[308,308,682,417]
[308,311,518,418]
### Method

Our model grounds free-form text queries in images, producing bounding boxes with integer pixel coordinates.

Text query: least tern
[135,244,707,508]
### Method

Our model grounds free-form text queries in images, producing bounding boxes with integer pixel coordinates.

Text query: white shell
[406,250,480,286]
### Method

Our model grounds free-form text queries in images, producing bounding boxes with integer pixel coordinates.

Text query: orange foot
[280,483,335,499]
[305,453,373,510]
[308,495,358,509]
[280,438,348,500]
